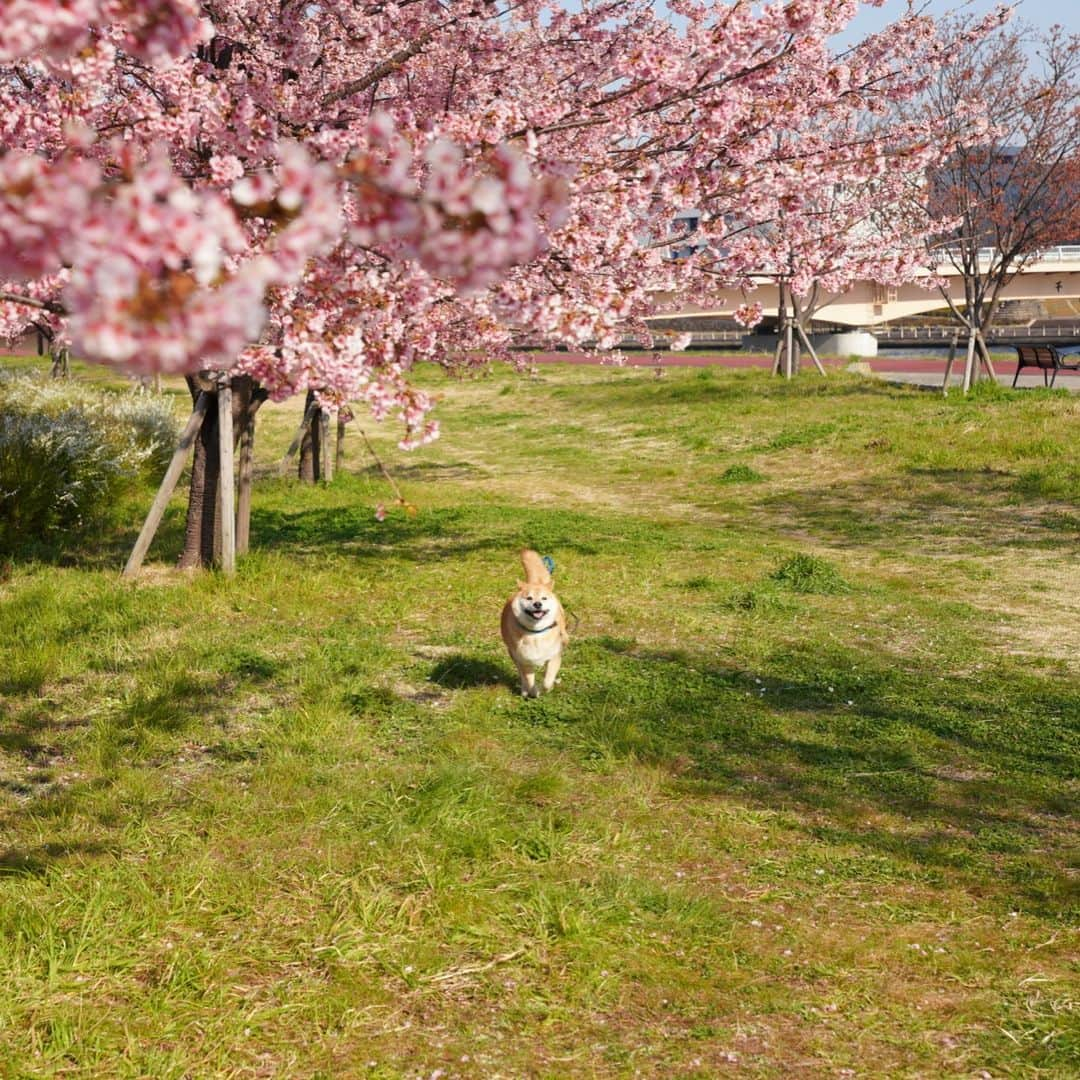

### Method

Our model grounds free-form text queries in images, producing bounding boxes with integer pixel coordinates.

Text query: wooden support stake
[281,400,318,469]
[236,410,254,556]
[321,410,333,482]
[772,283,786,376]
[336,415,346,473]
[975,329,997,382]
[941,333,959,395]
[794,321,827,377]
[961,332,977,395]
[218,382,236,574]
[784,320,794,380]
[123,393,209,578]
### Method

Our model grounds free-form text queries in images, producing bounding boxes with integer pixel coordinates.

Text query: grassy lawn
[1,361,1077,1078]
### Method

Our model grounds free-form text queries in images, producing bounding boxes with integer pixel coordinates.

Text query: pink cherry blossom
[0,0,1006,444]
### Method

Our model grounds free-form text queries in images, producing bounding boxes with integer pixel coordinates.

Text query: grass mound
[719,463,765,483]
[770,551,851,594]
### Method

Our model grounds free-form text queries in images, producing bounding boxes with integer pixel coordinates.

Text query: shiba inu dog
[500,549,568,697]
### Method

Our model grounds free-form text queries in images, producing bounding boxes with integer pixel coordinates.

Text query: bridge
[651,246,1080,329]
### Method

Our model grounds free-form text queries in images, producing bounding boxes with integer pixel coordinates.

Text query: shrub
[0,373,179,554]
[0,373,178,474]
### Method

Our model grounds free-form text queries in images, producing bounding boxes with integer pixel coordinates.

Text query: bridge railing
[937,245,1080,265]
[1031,245,1080,263]
[621,330,746,347]
[622,325,1080,347]
[875,324,1080,341]
[530,322,1080,352]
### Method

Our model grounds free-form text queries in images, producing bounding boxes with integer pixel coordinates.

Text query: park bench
[1011,344,1080,388]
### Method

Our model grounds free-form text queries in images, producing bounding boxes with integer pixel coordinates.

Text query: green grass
[1,360,1078,1077]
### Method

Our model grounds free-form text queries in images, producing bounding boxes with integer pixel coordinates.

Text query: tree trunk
[178,374,264,569]
[178,375,222,568]
[298,389,322,483]
[50,344,69,379]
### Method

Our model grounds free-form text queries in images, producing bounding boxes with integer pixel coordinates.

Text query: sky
[596,1,1080,42]
[833,0,1078,48]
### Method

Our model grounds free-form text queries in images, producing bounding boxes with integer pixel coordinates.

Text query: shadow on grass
[364,460,491,483]
[754,467,1080,551]
[580,370,913,410]
[522,636,1079,917]
[429,654,511,689]
[0,841,111,877]
[249,500,677,563]
[0,499,187,571]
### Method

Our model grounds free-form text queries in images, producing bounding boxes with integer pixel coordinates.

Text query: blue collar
[515,615,555,634]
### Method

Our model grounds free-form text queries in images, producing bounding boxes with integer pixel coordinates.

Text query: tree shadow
[0,500,187,571]
[753,467,1080,552]
[0,840,111,877]
[249,502,637,563]
[524,636,1079,916]
[429,653,512,689]
[0,646,235,837]
[366,460,490,482]
[583,371,911,410]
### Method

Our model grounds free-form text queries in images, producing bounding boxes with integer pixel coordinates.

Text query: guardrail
[876,324,1080,341]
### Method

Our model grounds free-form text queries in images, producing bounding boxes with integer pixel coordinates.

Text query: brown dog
[500,549,568,697]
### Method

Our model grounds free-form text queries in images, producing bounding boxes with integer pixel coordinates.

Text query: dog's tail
[520,548,553,587]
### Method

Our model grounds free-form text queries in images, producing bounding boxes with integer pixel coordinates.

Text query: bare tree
[926,19,1080,387]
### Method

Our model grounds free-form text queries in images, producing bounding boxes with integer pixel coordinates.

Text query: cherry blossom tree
[1,0,570,565]
[643,3,1009,377]
[0,1,1004,567]
[921,16,1080,389]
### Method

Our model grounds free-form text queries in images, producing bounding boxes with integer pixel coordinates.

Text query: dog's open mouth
[528,608,549,619]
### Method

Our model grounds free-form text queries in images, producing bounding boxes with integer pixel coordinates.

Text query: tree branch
[0,291,66,315]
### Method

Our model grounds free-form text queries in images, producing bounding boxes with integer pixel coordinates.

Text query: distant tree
[924,17,1080,387]
[648,7,1008,379]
